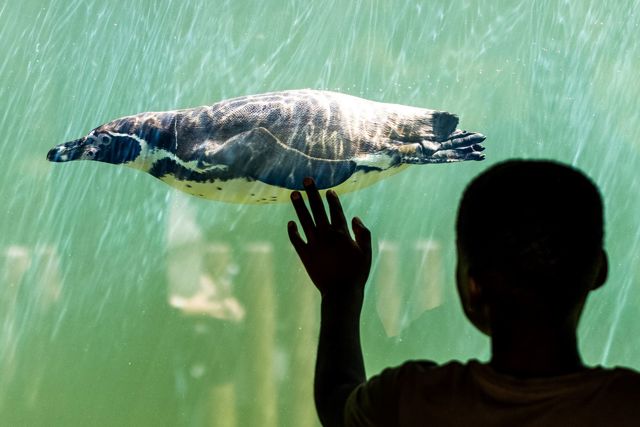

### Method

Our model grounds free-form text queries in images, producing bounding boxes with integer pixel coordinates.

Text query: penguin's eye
[84,148,97,158]
[100,135,110,144]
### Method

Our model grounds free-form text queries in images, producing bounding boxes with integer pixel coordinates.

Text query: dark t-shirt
[344,360,640,426]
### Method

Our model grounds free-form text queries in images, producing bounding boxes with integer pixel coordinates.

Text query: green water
[1,0,639,425]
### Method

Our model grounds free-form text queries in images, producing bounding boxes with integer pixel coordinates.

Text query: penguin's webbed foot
[398,130,486,164]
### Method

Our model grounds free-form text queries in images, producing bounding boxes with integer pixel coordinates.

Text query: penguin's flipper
[207,127,356,190]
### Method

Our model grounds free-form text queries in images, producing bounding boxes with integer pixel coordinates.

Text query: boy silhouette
[287,160,640,426]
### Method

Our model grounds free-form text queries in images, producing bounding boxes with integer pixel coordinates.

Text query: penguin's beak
[47,137,86,162]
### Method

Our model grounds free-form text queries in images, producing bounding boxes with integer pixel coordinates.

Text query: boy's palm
[288,178,372,296]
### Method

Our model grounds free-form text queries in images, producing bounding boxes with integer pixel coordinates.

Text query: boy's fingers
[287,221,307,258]
[352,217,372,257]
[327,190,348,232]
[303,177,329,229]
[291,190,316,242]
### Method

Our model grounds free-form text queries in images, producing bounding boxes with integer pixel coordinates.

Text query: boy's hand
[288,178,372,298]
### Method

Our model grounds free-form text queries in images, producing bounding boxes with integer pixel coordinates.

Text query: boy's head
[455,159,608,335]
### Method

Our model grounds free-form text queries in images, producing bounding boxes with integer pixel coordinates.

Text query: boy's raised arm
[288,177,372,426]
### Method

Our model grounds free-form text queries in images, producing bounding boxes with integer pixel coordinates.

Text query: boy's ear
[466,275,492,336]
[592,249,608,291]
[468,276,483,303]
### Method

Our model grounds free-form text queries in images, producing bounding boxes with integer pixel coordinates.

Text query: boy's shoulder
[391,360,640,391]
[604,366,640,394]
[352,360,640,408]
[346,360,640,426]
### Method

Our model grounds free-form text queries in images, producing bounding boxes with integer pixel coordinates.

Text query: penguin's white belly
[159,164,409,204]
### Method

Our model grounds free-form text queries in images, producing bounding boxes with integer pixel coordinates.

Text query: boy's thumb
[352,217,371,254]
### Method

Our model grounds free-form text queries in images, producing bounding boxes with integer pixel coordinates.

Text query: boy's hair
[456,159,604,308]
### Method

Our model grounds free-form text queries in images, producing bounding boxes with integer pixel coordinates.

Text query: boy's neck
[489,321,585,378]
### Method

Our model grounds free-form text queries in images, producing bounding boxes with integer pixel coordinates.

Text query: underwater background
[1,0,639,425]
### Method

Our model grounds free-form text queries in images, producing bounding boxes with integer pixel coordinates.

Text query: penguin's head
[47,126,144,166]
